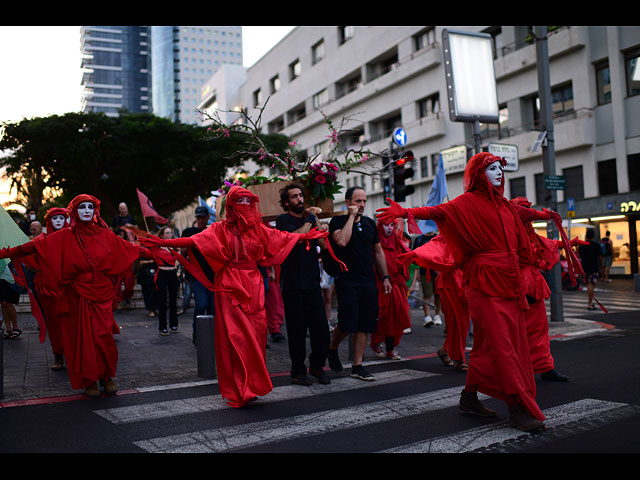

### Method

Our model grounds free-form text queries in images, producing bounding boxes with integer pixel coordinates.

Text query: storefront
[533,195,640,278]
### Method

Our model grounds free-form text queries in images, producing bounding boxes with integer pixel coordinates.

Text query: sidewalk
[2,279,633,404]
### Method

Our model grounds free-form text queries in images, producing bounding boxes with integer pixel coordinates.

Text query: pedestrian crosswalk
[91,366,640,453]
[546,289,640,318]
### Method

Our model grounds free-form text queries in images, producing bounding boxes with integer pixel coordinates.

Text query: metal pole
[472,120,482,155]
[1,334,4,399]
[535,26,564,322]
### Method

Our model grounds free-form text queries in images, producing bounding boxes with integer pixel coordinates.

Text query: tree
[0,112,290,223]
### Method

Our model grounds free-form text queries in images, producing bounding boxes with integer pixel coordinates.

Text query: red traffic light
[395,150,414,167]
[396,157,406,166]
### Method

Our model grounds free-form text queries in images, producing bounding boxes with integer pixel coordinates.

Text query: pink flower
[315,175,326,184]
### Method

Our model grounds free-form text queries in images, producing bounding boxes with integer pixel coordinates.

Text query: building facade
[200,26,640,277]
[80,26,152,116]
[151,26,243,125]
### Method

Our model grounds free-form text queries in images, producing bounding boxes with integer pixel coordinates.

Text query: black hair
[345,185,365,201]
[586,229,595,240]
[279,182,306,211]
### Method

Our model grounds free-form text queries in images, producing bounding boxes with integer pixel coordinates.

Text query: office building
[201,26,640,277]
[151,26,243,125]
[80,26,152,116]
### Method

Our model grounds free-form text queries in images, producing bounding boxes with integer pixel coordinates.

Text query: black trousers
[282,288,330,376]
[156,268,178,330]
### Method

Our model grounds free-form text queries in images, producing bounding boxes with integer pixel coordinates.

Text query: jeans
[192,280,214,344]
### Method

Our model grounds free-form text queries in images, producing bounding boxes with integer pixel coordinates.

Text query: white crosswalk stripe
[94,369,439,425]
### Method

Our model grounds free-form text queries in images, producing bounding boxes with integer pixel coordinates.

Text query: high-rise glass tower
[151,26,243,125]
[80,26,152,117]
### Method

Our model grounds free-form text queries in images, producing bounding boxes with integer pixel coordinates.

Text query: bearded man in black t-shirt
[276,183,331,386]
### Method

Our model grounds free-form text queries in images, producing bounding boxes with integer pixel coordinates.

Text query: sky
[0,25,295,125]
[0,25,294,205]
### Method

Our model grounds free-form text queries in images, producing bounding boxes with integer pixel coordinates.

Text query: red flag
[136,188,168,224]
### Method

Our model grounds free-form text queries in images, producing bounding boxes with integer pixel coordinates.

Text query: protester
[600,230,613,282]
[276,182,331,386]
[370,218,411,360]
[111,202,136,235]
[0,280,21,339]
[327,186,392,382]
[28,221,43,239]
[319,257,336,331]
[0,194,151,397]
[140,185,328,408]
[155,226,180,335]
[265,265,286,343]
[579,229,603,311]
[377,152,556,432]
[180,205,215,344]
[136,256,159,317]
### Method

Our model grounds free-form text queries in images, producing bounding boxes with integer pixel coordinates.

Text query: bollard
[196,315,216,379]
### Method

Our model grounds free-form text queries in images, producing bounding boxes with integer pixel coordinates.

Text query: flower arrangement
[200,98,381,205]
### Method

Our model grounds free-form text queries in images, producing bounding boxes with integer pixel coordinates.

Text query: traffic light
[393,150,415,202]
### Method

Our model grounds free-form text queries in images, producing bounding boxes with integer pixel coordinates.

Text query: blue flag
[199,196,216,224]
[418,154,448,234]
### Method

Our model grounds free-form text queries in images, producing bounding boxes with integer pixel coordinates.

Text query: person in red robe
[140,186,329,408]
[370,218,412,360]
[0,195,147,397]
[399,235,470,371]
[377,152,555,432]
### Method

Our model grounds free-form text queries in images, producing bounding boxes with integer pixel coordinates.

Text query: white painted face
[484,161,503,187]
[382,223,395,237]
[50,214,66,231]
[77,202,95,222]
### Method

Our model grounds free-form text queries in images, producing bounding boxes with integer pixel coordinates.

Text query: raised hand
[375,198,406,224]
[304,227,329,241]
[138,234,166,248]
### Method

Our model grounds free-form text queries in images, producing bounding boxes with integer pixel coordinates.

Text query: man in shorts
[578,229,603,310]
[326,186,392,381]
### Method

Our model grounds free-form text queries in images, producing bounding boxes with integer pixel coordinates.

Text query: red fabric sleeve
[0,242,36,259]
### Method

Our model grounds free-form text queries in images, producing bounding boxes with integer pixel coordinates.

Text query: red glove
[542,208,557,220]
[303,227,329,241]
[570,237,589,247]
[375,199,407,224]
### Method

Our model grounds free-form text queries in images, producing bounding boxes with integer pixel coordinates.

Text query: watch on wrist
[305,214,317,224]
[383,275,391,280]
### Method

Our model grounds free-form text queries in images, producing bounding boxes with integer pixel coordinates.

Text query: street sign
[567,197,575,211]
[440,145,467,174]
[544,174,566,190]
[488,142,518,172]
[530,131,547,153]
[567,211,576,218]
[392,128,407,147]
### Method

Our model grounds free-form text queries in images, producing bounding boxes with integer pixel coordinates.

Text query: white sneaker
[403,327,412,334]
[423,315,434,327]
[433,314,442,326]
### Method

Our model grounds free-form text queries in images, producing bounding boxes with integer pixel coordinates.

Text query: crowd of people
[0,151,611,433]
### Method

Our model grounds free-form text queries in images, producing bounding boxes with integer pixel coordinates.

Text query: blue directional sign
[567,198,575,211]
[392,128,407,147]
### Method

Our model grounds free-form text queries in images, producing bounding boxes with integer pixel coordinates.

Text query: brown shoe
[459,390,497,417]
[100,378,118,395]
[508,404,545,432]
[85,382,101,398]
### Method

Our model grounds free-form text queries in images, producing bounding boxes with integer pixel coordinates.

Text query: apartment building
[200,26,640,276]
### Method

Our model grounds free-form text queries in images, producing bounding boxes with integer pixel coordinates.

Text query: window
[253,88,262,107]
[420,155,429,178]
[312,89,329,109]
[551,82,574,115]
[596,61,611,105]
[312,39,325,65]
[624,48,640,97]
[627,153,640,191]
[338,26,354,44]
[289,59,301,81]
[598,159,618,195]
[270,75,280,94]
[563,165,584,200]
[509,177,526,199]
[413,27,435,52]
[418,93,440,118]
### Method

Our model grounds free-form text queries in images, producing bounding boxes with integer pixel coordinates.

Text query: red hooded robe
[372,218,411,348]
[141,186,328,408]
[396,152,546,421]
[1,195,144,390]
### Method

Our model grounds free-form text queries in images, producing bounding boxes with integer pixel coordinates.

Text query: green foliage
[0,112,288,222]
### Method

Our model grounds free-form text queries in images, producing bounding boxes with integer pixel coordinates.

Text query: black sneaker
[351,364,375,381]
[327,348,343,372]
[309,368,331,385]
[160,329,169,336]
[271,332,286,342]
[291,374,313,386]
